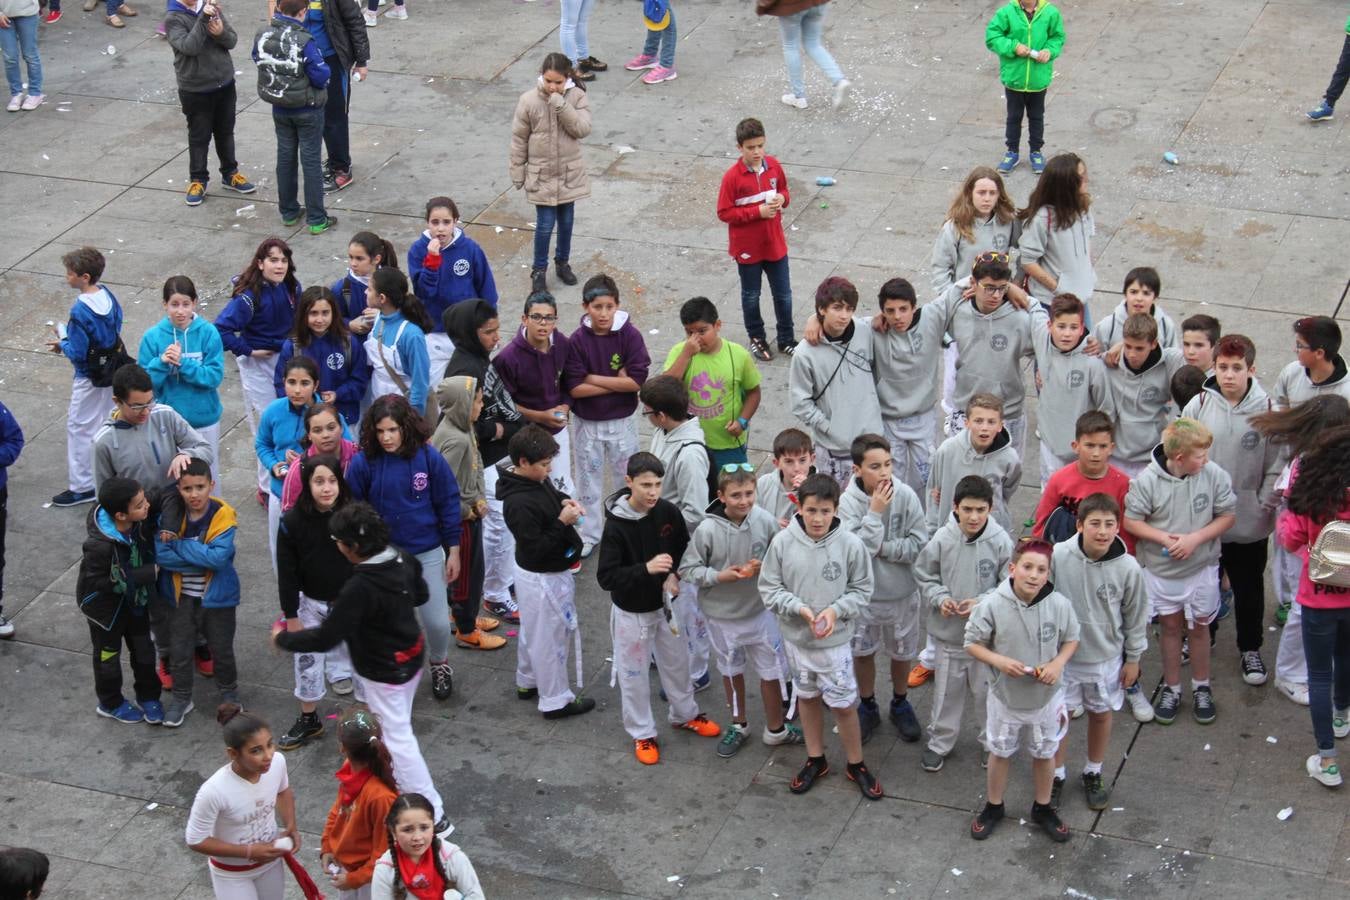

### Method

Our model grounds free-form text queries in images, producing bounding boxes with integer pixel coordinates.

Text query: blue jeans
[534,202,575,269]
[273,108,327,226]
[777,6,842,99]
[1302,604,1350,757]
[322,55,351,173]
[737,255,795,346]
[560,0,595,62]
[641,6,676,69]
[0,14,41,97]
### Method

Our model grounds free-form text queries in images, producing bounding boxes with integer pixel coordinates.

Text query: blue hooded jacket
[346,443,461,555]
[408,228,499,331]
[332,272,372,324]
[155,497,241,609]
[255,398,353,498]
[273,332,371,426]
[0,400,24,492]
[213,280,299,356]
[138,314,225,429]
[61,287,124,379]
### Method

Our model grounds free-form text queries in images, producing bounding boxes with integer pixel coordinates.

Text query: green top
[986,0,1066,93]
[662,339,762,450]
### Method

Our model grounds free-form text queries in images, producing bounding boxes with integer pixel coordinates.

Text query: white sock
[1083,760,1103,775]
[1192,678,1210,691]
[1053,766,1066,781]
[1167,683,1181,693]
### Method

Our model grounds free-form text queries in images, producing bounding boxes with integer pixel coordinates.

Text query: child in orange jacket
[321,710,400,895]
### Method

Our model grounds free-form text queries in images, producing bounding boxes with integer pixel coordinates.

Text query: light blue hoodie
[137,313,225,429]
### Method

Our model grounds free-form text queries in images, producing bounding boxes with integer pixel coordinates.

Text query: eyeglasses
[641,408,658,418]
[121,400,154,412]
[977,283,1010,295]
[721,462,755,473]
[1295,342,1312,352]
[527,314,558,324]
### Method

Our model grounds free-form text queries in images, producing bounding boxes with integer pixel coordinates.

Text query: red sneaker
[43,8,62,22]
[157,658,173,690]
[195,645,214,677]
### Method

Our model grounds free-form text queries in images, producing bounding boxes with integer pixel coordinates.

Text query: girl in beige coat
[511,52,592,295]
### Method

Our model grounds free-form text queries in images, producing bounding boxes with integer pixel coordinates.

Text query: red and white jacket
[716,155,790,265]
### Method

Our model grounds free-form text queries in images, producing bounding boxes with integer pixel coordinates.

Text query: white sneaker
[1069,704,1085,720]
[20,93,44,111]
[580,542,595,559]
[1335,708,1350,739]
[1126,687,1155,723]
[780,93,807,110]
[1275,679,1310,706]
[831,78,850,110]
[762,722,804,745]
[363,10,377,25]
[0,614,14,638]
[387,5,406,18]
[6,94,22,113]
[1306,754,1342,788]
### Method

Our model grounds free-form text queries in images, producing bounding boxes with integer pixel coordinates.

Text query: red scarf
[335,761,373,807]
[395,847,445,900]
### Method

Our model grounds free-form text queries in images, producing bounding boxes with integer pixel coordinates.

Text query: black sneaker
[857,697,880,745]
[1081,770,1109,810]
[51,489,96,507]
[1049,775,1065,809]
[890,696,921,742]
[431,662,453,700]
[1155,686,1182,725]
[554,259,578,286]
[970,802,1004,840]
[542,697,596,719]
[846,761,883,800]
[1240,651,1268,686]
[777,340,799,356]
[1192,685,1217,724]
[530,267,547,293]
[747,336,774,362]
[277,713,323,750]
[1031,801,1071,843]
[789,755,828,794]
[516,686,539,701]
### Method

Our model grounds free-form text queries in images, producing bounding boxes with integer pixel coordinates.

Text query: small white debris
[1267,736,1278,744]
[615,145,636,155]
[1277,806,1294,821]
[235,204,255,216]
[648,329,660,335]
[1203,743,1211,751]
[145,802,158,810]
[494,226,504,233]
[744,866,763,874]
[885,226,893,231]
[950,868,963,877]
[1112,807,1124,811]
[1183,850,1191,856]
[927,116,936,121]
[666,875,680,883]
[105,44,117,55]
[42,154,49,160]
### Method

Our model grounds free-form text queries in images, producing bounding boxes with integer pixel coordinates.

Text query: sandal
[789,756,829,794]
[747,336,774,362]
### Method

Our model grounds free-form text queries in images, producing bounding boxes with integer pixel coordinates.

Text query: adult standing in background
[560,0,606,82]
[757,0,850,111]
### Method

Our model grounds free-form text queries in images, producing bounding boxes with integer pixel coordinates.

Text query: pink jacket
[280,439,360,510]
[1277,498,1350,611]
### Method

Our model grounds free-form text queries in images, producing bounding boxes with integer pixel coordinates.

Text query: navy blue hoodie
[273,332,371,426]
[213,280,298,356]
[346,443,462,555]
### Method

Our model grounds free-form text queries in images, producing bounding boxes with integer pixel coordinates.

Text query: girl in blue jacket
[333,230,399,338]
[365,268,433,417]
[345,394,463,701]
[215,238,301,502]
[0,399,23,640]
[139,276,226,473]
[273,286,371,427]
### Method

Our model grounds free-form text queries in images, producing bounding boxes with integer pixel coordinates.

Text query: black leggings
[1325,33,1350,107]
[1005,88,1046,153]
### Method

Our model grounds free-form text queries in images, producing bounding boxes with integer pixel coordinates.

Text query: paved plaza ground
[1,0,1349,896]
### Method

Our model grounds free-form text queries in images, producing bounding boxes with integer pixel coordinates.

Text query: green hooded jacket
[986,0,1065,93]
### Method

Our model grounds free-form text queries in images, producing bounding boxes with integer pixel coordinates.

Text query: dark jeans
[167,596,238,702]
[89,606,160,710]
[1005,88,1046,153]
[273,108,327,226]
[450,519,484,634]
[1216,538,1270,651]
[322,55,351,173]
[707,445,749,501]
[1302,604,1350,755]
[737,255,795,346]
[179,83,238,185]
[1326,34,1350,107]
[0,486,7,617]
[533,202,575,269]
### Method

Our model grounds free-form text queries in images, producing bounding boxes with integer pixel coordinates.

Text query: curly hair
[1286,424,1350,522]
[360,394,431,459]
[945,166,1017,242]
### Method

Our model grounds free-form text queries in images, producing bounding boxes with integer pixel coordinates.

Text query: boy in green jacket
[986,0,1065,175]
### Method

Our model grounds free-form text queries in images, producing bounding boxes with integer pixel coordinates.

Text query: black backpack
[70,319,134,389]
[1041,504,1078,545]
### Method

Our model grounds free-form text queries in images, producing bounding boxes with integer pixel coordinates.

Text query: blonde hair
[1162,418,1212,457]
[945,167,1017,243]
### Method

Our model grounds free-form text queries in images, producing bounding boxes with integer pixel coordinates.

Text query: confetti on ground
[145,802,158,810]
[666,875,680,883]
[1267,736,1278,744]
[1277,807,1294,821]
[950,868,963,876]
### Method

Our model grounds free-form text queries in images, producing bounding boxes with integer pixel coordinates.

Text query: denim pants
[641,6,676,69]
[0,14,41,97]
[273,107,327,226]
[559,0,595,63]
[1302,604,1350,757]
[737,255,795,346]
[1326,34,1350,106]
[777,6,842,99]
[1005,88,1046,152]
[179,82,238,184]
[322,55,351,173]
[534,202,575,268]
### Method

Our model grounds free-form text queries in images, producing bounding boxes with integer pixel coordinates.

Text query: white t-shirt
[185,753,289,866]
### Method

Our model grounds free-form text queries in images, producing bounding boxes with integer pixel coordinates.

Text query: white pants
[267,493,283,575]
[357,670,445,822]
[293,594,355,703]
[926,640,989,756]
[1005,414,1027,468]
[941,341,958,418]
[481,465,518,606]
[335,886,371,900]
[549,424,576,497]
[918,633,937,670]
[611,606,699,740]
[67,377,110,493]
[676,580,710,681]
[985,689,1068,759]
[884,411,936,504]
[426,333,455,390]
[1276,555,1308,686]
[1039,439,1072,489]
[514,568,581,712]
[197,421,222,482]
[813,448,853,491]
[235,353,278,493]
[207,858,285,899]
[572,415,639,547]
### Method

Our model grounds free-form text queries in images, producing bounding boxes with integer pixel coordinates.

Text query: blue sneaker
[858,697,881,744]
[660,670,712,702]
[997,150,1019,174]
[1216,587,1233,621]
[1030,151,1046,174]
[141,700,165,725]
[1307,101,1334,121]
[890,697,922,742]
[97,700,144,724]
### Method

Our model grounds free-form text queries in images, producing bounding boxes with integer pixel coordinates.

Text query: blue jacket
[213,281,298,356]
[61,287,123,379]
[138,314,225,429]
[346,443,461,555]
[155,497,241,609]
[255,398,351,498]
[370,311,430,411]
[408,229,499,331]
[273,332,371,426]
[0,400,24,492]
[332,272,372,324]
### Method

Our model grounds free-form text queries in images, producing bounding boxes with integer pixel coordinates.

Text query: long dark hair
[233,237,300,300]
[350,231,399,271]
[1251,395,1350,462]
[384,793,453,898]
[218,705,270,750]
[1286,424,1350,523]
[162,274,198,303]
[338,710,398,794]
[541,51,583,91]
[299,402,344,449]
[293,285,350,350]
[371,268,434,333]
[1019,152,1090,227]
[295,452,351,516]
[360,394,431,460]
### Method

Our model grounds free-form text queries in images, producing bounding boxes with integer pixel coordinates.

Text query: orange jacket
[320,775,398,888]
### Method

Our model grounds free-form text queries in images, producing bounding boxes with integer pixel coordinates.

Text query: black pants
[1325,34,1350,107]
[178,82,238,185]
[1218,538,1270,652]
[1005,88,1046,153]
[0,486,7,618]
[322,55,351,173]
[450,519,484,634]
[167,597,238,702]
[89,606,160,711]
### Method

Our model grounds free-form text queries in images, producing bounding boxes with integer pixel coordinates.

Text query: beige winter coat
[509,79,592,207]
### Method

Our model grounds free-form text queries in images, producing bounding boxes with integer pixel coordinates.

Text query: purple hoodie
[492,327,570,434]
[561,310,650,422]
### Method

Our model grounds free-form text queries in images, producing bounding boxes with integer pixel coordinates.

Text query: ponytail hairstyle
[371,268,435,333]
[218,705,270,750]
[541,51,583,91]
[338,710,399,794]
[423,197,459,223]
[233,237,299,300]
[293,285,350,350]
[280,355,321,405]
[350,230,400,271]
[384,793,453,899]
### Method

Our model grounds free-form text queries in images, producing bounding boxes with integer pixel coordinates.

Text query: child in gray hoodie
[914,476,1012,772]
[1124,418,1236,726]
[1029,293,1114,486]
[838,434,929,745]
[756,427,814,529]
[965,539,1080,843]
[760,474,879,799]
[1105,313,1185,478]
[1091,267,1179,353]
[926,393,1021,533]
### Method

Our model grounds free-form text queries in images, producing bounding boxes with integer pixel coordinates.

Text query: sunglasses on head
[720,462,755,473]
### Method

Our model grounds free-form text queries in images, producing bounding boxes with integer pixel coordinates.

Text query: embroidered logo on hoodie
[1068,371,1085,388]
[1191,493,1209,514]
[412,471,428,492]
[453,259,470,277]
[978,558,997,580]
[822,561,842,581]
[991,334,1008,351]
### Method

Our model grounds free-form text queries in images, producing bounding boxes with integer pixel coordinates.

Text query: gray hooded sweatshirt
[1091,300,1179,352]
[1106,346,1185,464]
[869,298,953,421]
[1051,535,1148,664]
[926,427,1021,533]
[649,416,709,533]
[1181,378,1281,543]
[789,321,884,458]
[93,404,212,495]
[938,279,1036,420]
[1018,208,1096,306]
[1029,302,1115,458]
[679,501,779,621]
[837,475,929,602]
[916,514,1013,646]
[929,216,1019,299]
[964,579,1081,711]
[1273,356,1350,409]
[760,516,873,651]
[1123,446,1237,579]
[756,470,798,527]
